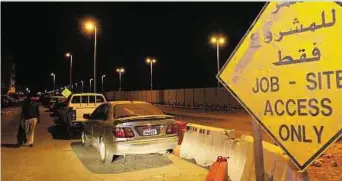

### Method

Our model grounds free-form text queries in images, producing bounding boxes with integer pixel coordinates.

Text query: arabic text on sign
[274,43,321,66]
[263,9,336,44]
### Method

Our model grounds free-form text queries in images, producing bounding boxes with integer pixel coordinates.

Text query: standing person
[20,93,40,147]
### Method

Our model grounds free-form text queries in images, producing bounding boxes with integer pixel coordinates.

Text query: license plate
[142,128,157,136]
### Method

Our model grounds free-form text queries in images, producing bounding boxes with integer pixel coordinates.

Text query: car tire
[99,137,113,164]
[65,122,73,139]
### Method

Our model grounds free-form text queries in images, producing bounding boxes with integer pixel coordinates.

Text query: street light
[65,52,73,89]
[84,20,97,93]
[101,74,106,92]
[74,82,78,92]
[80,81,84,93]
[145,57,157,90]
[50,73,55,94]
[210,34,226,87]
[116,68,125,92]
[89,78,93,92]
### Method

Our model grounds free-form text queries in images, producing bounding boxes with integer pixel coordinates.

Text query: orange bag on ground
[175,121,187,145]
[205,156,228,181]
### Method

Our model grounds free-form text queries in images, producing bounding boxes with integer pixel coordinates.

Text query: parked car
[82,101,178,164]
[58,93,107,137]
[31,96,40,102]
[2,95,19,105]
[42,95,53,107]
[48,96,66,111]
[1,96,10,108]
[8,94,20,101]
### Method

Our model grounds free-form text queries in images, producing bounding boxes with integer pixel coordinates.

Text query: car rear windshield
[114,103,164,118]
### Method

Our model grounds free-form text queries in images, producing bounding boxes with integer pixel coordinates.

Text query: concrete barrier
[176,89,185,107]
[169,90,177,105]
[177,123,304,181]
[132,91,138,100]
[184,89,194,108]
[228,135,305,181]
[193,88,205,109]
[146,90,152,103]
[180,123,235,167]
[104,87,244,112]
[104,91,114,101]
[204,88,218,108]
[137,91,145,101]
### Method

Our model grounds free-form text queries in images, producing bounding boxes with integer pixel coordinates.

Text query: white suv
[58,93,107,137]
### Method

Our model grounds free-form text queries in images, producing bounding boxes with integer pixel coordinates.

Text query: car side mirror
[83,114,91,119]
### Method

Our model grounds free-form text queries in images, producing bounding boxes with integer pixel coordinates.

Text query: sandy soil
[1,106,207,181]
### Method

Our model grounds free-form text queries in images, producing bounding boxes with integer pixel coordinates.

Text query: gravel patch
[71,142,173,174]
[307,141,342,181]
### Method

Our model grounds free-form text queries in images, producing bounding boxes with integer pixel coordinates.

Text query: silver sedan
[82,101,178,164]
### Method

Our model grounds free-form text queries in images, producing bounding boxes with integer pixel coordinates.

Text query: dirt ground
[1,106,207,181]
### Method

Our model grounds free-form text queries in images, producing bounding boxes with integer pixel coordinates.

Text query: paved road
[158,106,274,143]
[1,106,207,181]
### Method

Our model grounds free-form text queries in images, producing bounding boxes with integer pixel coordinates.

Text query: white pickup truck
[58,93,107,137]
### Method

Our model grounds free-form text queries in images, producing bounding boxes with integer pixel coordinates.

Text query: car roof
[108,100,150,106]
[51,96,65,98]
[71,93,104,96]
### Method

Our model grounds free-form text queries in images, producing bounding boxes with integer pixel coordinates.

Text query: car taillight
[113,128,135,138]
[166,124,177,134]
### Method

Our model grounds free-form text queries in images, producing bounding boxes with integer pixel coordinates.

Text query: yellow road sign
[61,88,72,98]
[218,2,342,171]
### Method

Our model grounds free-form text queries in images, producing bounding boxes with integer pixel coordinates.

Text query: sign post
[218,2,342,171]
[252,119,265,181]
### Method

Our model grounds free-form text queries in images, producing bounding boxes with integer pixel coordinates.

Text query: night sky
[2,2,265,93]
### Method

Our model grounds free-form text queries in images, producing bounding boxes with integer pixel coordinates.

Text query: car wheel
[99,137,113,164]
[66,123,73,139]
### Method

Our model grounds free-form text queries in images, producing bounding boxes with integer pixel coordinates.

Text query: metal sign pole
[252,119,265,181]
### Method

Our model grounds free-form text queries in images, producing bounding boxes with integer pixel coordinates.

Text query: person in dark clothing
[20,94,40,147]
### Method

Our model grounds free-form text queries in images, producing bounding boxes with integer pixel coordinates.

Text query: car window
[81,96,88,104]
[89,95,95,103]
[71,96,81,103]
[96,95,105,103]
[114,103,164,118]
[91,104,109,120]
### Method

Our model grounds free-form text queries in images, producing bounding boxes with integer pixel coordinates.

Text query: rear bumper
[107,136,178,155]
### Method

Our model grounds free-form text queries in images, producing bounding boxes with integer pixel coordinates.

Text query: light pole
[89,78,93,92]
[74,82,78,92]
[80,81,84,93]
[84,21,97,93]
[50,73,55,94]
[101,74,106,92]
[210,35,226,87]
[145,58,157,90]
[116,68,125,92]
[65,53,73,90]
